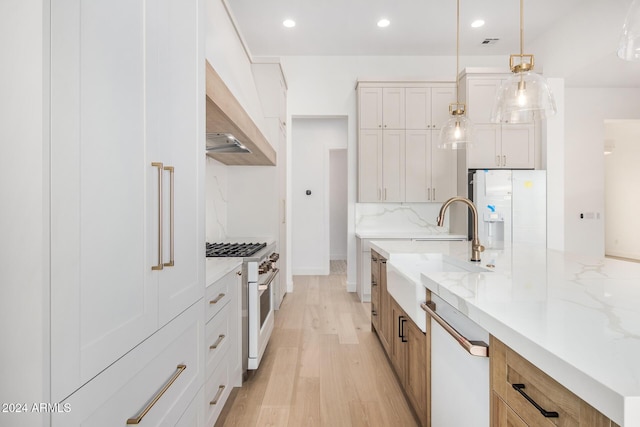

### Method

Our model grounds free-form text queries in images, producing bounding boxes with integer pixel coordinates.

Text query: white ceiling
[224,0,640,87]
[224,0,583,56]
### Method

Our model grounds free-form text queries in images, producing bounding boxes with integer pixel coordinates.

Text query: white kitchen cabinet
[405,130,457,202]
[358,129,406,202]
[359,87,405,129]
[52,301,204,427]
[461,72,538,170]
[358,82,458,202]
[50,0,203,402]
[405,86,456,130]
[467,124,535,169]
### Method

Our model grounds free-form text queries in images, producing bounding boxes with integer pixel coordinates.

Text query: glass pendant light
[439,0,474,149]
[491,0,556,124]
[618,0,640,61]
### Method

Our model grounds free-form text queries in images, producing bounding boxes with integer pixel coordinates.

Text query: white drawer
[205,301,232,378]
[206,268,237,322]
[175,386,204,427]
[205,358,232,427]
[53,301,204,427]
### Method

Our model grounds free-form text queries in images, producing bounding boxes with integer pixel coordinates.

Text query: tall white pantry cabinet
[2,1,205,426]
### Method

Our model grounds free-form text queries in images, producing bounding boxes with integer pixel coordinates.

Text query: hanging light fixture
[618,0,640,61]
[491,0,556,124]
[439,0,474,149]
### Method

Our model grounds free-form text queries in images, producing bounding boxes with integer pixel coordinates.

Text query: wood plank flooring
[216,272,418,427]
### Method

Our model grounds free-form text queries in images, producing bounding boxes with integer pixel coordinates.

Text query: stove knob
[269,253,280,262]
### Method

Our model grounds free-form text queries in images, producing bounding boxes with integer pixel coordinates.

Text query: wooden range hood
[205,61,276,166]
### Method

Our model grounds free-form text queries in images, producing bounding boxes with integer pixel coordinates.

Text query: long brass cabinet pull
[126,364,186,424]
[421,301,489,357]
[151,162,164,271]
[210,293,225,304]
[209,385,226,405]
[163,166,175,267]
[209,334,226,350]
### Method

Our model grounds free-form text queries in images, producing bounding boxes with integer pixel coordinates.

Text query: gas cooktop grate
[206,242,266,258]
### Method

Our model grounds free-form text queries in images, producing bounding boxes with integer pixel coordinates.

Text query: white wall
[205,157,229,241]
[330,149,348,260]
[604,120,640,260]
[564,88,640,256]
[280,55,506,287]
[291,118,348,275]
[0,1,49,425]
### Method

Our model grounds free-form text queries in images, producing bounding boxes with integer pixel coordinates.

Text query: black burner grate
[206,242,266,257]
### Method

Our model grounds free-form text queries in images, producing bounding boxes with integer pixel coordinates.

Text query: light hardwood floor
[216,272,419,427]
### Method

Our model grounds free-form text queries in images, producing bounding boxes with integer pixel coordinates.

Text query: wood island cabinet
[491,336,620,427]
[385,296,428,427]
[371,250,391,353]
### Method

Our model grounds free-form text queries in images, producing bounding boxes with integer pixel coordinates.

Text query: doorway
[604,119,640,262]
[291,117,348,275]
[329,149,348,274]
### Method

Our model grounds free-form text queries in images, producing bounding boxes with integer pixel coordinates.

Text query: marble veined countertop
[370,239,640,426]
[355,231,467,240]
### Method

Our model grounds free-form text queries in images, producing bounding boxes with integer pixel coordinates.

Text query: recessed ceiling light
[283,19,296,28]
[377,18,390,28]
[471,19,485,28]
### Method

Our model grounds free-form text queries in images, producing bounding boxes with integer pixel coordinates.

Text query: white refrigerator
[471,170,546,249]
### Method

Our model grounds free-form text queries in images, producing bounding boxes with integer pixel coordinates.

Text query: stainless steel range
[206,241,279,376]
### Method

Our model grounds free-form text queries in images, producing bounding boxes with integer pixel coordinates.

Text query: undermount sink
[386,254,491,332]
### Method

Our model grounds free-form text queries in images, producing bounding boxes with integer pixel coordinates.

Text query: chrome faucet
[437,196,485,262]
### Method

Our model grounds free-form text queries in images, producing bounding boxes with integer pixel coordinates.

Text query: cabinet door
[467,124,501,169]
[379,259,391,353]
[405,87,431,130]
[382,88,405,129]
[370,253,380,330]
[431,134,458,202]
[501,125,535,169]
[156,0,204,326]
[405,130,430,202]
[493,394,529,427]
[358,130,383,202]
[50,0,158,401]
[431,87,457,130]
[467,79,502,123]
[390,299,407,377]
[381,130,405,202]
[405,319,428,427]
[359,87,383,129]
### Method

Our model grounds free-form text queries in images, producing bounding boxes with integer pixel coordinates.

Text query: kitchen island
[370,239,640,426]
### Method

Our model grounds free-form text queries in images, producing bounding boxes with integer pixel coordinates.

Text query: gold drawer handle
[126,364,186,424]
[209,385,226,405]
[209,334,226,350]
[209,293,225,304]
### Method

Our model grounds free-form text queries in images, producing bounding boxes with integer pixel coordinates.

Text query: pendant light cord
[520,0,524,56]
[456,0,460,105]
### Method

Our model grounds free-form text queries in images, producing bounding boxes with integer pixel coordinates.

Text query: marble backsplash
[205,157,228,242]
[355,203,449,234]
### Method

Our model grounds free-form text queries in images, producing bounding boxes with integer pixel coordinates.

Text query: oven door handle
[258,268,279,291]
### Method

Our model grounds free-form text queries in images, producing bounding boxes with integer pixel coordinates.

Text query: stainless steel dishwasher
[422,293,490,427]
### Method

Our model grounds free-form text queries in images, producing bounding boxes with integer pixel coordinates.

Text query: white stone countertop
[206,257,243,287]
[355,231,467,240]
[369,239,640,426]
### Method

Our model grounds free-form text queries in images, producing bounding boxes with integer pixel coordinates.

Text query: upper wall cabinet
[405,87,456,130]
[459,69,539,170]
[359,87,405,129]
